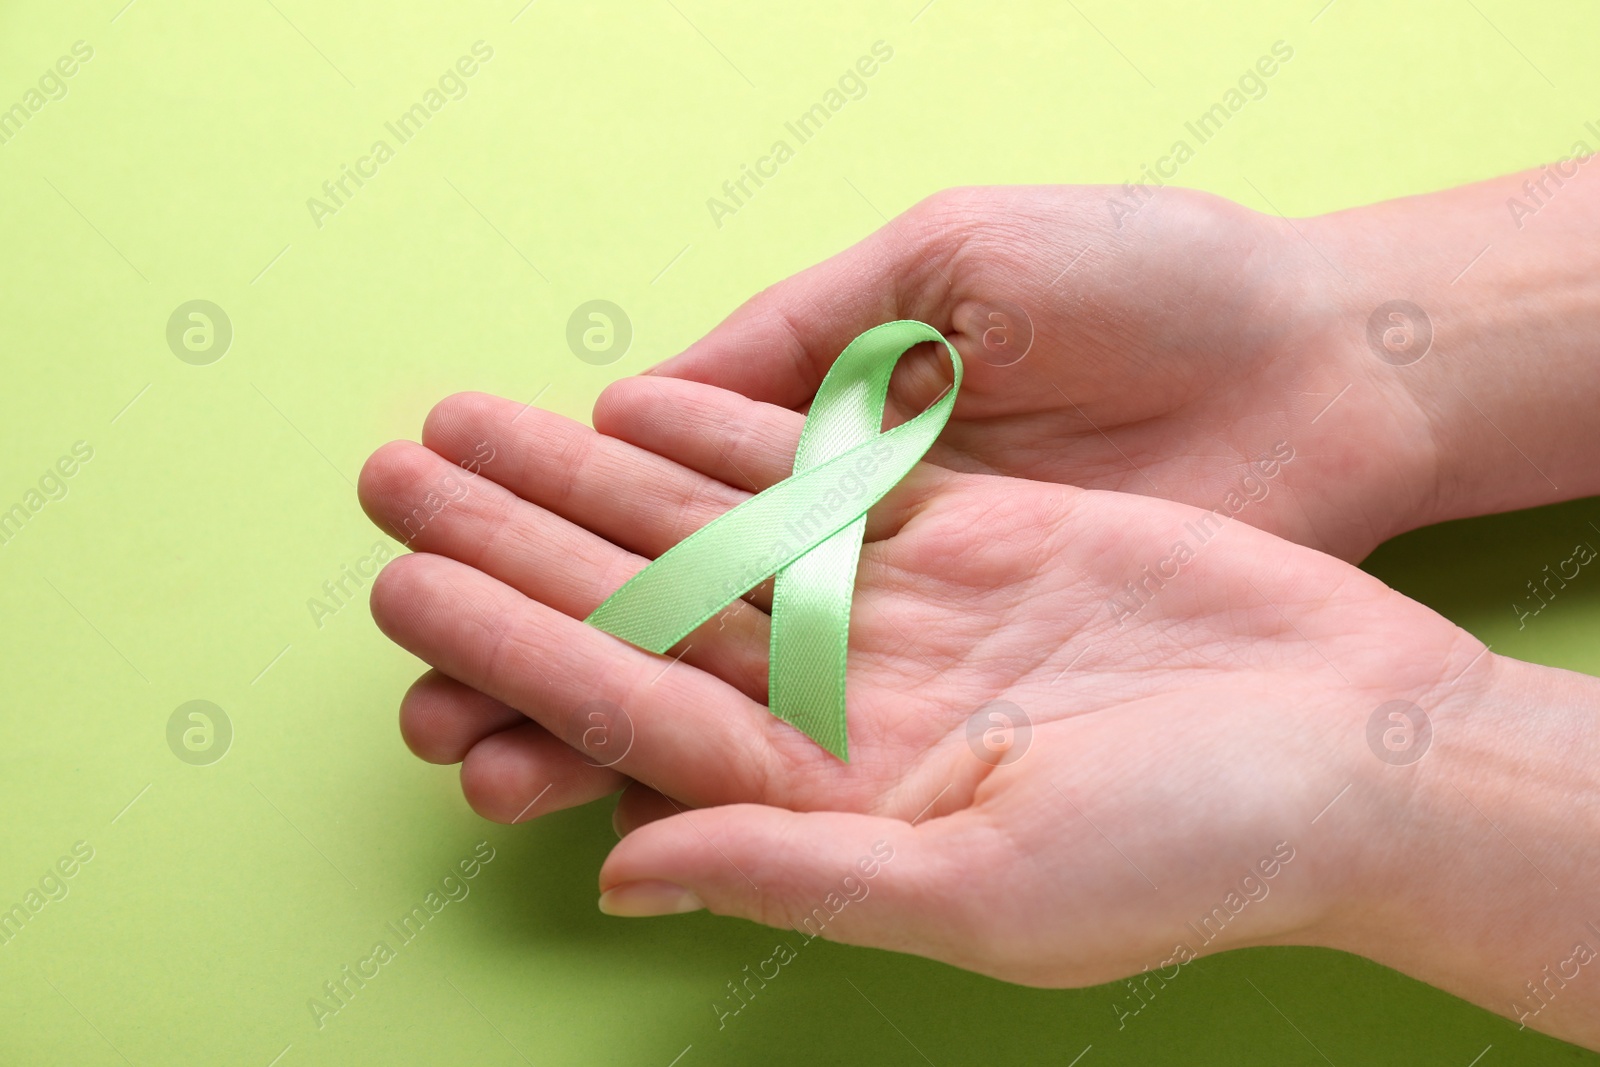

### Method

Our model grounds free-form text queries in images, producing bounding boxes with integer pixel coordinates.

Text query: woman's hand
[625,172,1600,565]
[613,184,1439,562]
[358,383,1600,1046]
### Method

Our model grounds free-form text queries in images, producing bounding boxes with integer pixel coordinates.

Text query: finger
[400,670,630,821]
[593,375,802,495]
[419,392,762,562]
[597,804,1004,972]
[611,781,682,838]
[640,195,962,406]
[370,551,829,806]
[359,438,773,700]
[590,375,954,539]
[459,720,629,824]
[412,392,784,614]
[399,669,525,764]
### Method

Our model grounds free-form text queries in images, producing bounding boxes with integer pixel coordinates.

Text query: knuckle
[541,423,591,508]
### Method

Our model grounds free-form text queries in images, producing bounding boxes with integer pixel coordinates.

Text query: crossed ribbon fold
[585,320,963,761]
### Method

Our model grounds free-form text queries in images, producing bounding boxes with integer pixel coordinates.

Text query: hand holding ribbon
[586,320,962,759]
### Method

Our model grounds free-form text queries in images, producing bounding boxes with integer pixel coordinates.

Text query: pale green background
[2,0,1598,1063]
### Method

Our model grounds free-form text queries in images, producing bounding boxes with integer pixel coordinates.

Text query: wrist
[1247,214,1448,556]
[1302,168,1600,532]
[1329,652,1600,1045]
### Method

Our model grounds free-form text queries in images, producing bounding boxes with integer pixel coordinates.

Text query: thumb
[598,803,997,963]
[641,200,957,408]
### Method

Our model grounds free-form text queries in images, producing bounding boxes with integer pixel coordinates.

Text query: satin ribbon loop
[585,320,963,760]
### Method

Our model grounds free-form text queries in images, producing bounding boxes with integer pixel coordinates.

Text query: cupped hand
[612,184,1439,563]
[357,384,1486,988]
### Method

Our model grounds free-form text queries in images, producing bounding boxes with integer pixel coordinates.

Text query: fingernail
[598,880,704,918]
[611,804,626,839]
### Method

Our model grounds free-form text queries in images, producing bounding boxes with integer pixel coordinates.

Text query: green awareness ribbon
[585,320,962,761]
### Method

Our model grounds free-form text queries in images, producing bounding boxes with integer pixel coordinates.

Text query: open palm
[359,384,1483,986]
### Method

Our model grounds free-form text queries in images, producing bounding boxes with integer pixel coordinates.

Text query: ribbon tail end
[808,719,850,763]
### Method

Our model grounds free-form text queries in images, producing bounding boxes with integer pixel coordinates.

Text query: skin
[359,168,1600,1047]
